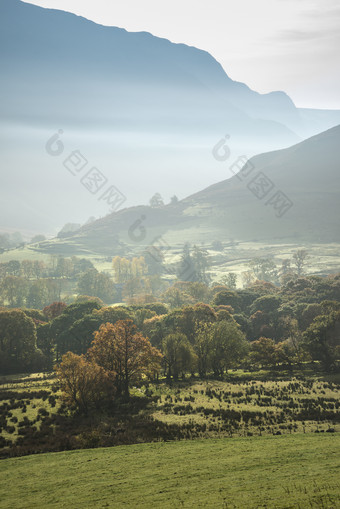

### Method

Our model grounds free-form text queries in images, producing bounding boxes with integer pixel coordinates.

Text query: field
[0,371,339,459]
[0,434,339,508]
[149,376,340,437]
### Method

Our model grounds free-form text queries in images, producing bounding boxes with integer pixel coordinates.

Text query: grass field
[1,372,339,458]
[149,377,340,437]
[0,434,339,508]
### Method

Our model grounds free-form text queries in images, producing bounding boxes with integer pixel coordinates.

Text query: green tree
[26,280,49,309]
[250,337,278,368]
[303,311,340,370]
[209,320,248,377]
[0,276,28,307]
[77,269,116,304]
[0,309,43,374]
[212,290,241,311]
[162,333,195,380]
[195,322,213,378]
[50,301,102,360]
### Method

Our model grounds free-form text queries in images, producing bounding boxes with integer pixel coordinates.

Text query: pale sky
[23,0,340,109]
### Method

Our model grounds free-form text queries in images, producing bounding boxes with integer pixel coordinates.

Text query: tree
[250,295,281,315]
[172,281,210,304]
[220,273,237,290]
[21,260,35,278]
[170,195,178,205]
[176,244,196,282]
[212,290,241,311]
[241,270,255,288]
[149,193,164,208]
[292,250,309,276]
[192,246,210,284]
[195,322,213,378]
[161,286,195,309]
[162,333,195,380]
[112,256,148,301]
[6,260,21,276]
[55,257,74,278]
[36,323,55,370]
[43,302,67,321]
[250,337,278,368]
[143,249,164,276]
[50,301,102,360]
[209,320,248,376]
[26,280,49,309]
[68,316,103,355]
[0,309,44,374]
[55,352,115,414]
[77,269,116,303]
[0,276,28,307]
[176,244,210,283]
[248,258,278,283]
[88,320,162,398]
[303,311,340,370]
[94,306,133,325]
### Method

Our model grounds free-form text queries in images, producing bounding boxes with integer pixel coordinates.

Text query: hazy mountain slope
[1,0,339,235]
[38,125,340,256]
[0,0,298,133]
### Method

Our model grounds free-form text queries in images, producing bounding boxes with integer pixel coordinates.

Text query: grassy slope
[0,434,339,508]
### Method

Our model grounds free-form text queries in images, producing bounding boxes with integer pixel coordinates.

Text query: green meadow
[0,434,339,509]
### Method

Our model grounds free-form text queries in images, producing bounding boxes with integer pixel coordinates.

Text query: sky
[24,0,340,110]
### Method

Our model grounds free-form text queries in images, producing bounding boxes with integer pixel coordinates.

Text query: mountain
[38,124,340,256]
[1,0,340,235]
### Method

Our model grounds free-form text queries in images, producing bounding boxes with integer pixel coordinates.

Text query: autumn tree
[55,352,115,414]
[88,320,162,398]
[43,301,67,321]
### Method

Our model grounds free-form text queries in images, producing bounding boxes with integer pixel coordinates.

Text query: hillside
[2,0,340,234]
[0,434,339,508]
[35,124,340,257]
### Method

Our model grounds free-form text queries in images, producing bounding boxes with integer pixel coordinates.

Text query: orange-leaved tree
[88,320,162,398]
[55,351,115,414]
